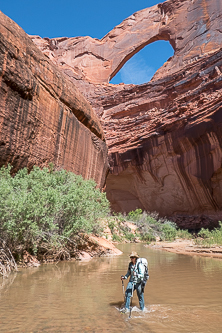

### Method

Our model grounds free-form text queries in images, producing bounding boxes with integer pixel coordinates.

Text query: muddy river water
[0,243,222,332]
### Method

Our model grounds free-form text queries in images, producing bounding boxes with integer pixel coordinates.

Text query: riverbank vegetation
[0,165,109,276]
[195,222,222,247]
[126,209,222,246]
[1,165,222,277]
[108,209,192,243]
[108,209,221,248]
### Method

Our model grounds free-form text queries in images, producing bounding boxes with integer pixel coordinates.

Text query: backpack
[136,258,149,286]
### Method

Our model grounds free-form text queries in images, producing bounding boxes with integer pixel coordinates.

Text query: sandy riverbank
[148,239,222,259]
[76,234,122,260]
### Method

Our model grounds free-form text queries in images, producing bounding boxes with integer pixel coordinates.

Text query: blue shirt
[124,260,145,284]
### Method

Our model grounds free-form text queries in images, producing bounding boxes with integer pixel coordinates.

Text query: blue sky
[0,0,174,84]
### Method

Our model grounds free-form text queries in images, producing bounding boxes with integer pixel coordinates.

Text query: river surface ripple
[0,243,222,332]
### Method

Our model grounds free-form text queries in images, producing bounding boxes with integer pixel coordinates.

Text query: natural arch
[31,0,222,223]
[109,40,174,85]
[32,0,221,85]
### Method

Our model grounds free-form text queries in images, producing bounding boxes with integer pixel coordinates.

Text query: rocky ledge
[148,239,222,259]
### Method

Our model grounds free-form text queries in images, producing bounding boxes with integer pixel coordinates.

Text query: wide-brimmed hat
[129,251,139,258]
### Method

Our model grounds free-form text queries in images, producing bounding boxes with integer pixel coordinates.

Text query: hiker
[121,251,145,312]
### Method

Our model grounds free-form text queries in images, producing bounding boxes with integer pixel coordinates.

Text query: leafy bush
[140,232,156,242]
[198,228,212,239]
[0,165,110,254]
[196,222,222,247]
[211,222,222,245]
[176,229,192,239]
[125,232,135,241]
[113,212,125,223]
[129,212,158,238]
[127,209,143,221]
[126,210,183,242]
[112,234,121,242]
[160,222,177,241]
[108,220,116,234]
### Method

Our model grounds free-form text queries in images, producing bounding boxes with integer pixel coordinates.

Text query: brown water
[0,243,222,333]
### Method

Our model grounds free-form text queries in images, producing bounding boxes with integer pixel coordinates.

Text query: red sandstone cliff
[15,1,222,227]
[0,11,108,188]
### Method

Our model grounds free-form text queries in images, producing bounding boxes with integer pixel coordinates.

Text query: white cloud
[119,53,155,85]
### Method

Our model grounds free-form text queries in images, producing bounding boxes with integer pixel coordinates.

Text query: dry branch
[0,239,17,278]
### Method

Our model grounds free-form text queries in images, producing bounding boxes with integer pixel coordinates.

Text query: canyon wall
[20,0,222,227]
[0,11,108,188]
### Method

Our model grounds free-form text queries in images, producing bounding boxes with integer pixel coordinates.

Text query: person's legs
[136,283,144,310]
[125,281,134,309]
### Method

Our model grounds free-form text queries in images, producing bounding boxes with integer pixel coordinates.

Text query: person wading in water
[121,251,145,313]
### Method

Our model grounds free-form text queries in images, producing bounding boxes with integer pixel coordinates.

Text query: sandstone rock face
[0,11,108,188]
[31,0,222,85]
[33,0,222,227]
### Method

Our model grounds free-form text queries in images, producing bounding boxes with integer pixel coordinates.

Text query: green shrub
[127,210,178,242]
[116,213,125,223]
[160,222,177,241]
[125,232,135,241]
[127,209,143,221]
[140,232,156,242]
[112,234,121,242]
[108,220,116,234]
[211,222,222,245]
[198,228,212,239]
[176,229,192,239]
[0,165,110,254]
[196,222,222,247]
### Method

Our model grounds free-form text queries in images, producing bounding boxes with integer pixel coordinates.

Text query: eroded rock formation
[31,0,222,228]
[0,11,108,188]
[14,0,222,227]
[31,0,222,85]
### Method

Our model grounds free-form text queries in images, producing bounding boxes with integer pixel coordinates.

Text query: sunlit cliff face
[31,0,222,227]
[0,11,109,189]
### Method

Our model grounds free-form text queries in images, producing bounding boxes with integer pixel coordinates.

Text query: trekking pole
[122,279,125,305]
[129,283,134,319]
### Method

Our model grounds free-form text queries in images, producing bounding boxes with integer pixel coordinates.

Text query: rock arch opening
[110,40,174,85]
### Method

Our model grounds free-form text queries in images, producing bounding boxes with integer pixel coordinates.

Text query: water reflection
[192,255,222,275]
[0,271,17,293]
[0,243,222,332]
